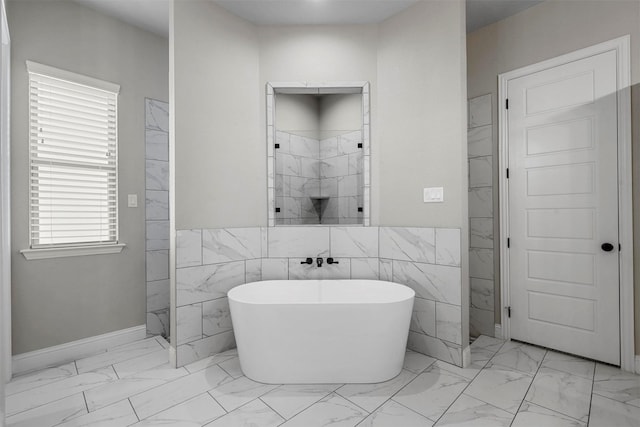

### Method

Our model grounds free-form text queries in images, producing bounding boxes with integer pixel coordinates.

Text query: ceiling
[73,0,545,38]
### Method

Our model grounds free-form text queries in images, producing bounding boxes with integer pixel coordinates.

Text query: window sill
[21,243,126,260]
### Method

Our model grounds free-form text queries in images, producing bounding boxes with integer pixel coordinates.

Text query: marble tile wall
[145,98,170,338]
[468,94,495,337]
[174,226,464,368]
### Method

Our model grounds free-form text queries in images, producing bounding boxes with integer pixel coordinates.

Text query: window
[25,61,122,256]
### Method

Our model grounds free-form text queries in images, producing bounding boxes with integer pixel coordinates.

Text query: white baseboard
[494,324,503,339]
[12,325,146,376]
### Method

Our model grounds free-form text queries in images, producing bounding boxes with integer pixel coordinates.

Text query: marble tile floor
[5,335,640,426]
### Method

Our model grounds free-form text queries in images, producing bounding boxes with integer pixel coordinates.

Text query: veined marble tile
[411,297,436,336]
[176,331,235,367]
[512,402,586,427]
[184,348,237,374]
[246,258,262,283]
[129,364,232,419]
[524,367,591,422]
[289,177,320,198]
[350,258,379,280]
[541,351,595,380]
[471,277,494,311]
[76,338,163,373]
[203,297,233,337]
[393,366,469,421]
[145,190,169,220]
[260,384,341,420]
[145,98,169,132]
[146,279,170,312]
[280,393,367,427]
[469,248,494,280]
[470,335,504,354]
[470,307,495,338]
[469,156,493,188]
[136,393,226,426]
[338,131,362,155]
[6,366,117,416]
[5,393,87,427]
[6,362,77,396]
[392,260,461,305]
[145,159,169,191]
[330,226,378,257]
[380,227,436,264]
[593,363,640,407]
[288,258,350,280]
[338,174,359,197]
[436,302,462,345]
[337,369,417,412]
[177,303,203,345]
[145,129,169,161]
[176,261,245,306]
[348,152,362,175]
[432,358,485,381]
[407,332,462,366]
[85,366,188,411]
[146,250,169,281]
[403,350,436,374]
[464,365,534,414]
[206,398,284,427]
[177,229,202,268]
[437,393,514,426]
[320,156,349,179]
[435,228,461,267]
[379,258,393,281]
[320,176,339,197]
[146,309,169,338]
[277,153,302,177]
[268,226,330,257]
[276,131,291,152]
[261,258,289,280]
[202,228,262,264]
[320,136,338,159]
[209,375,279,412]
[146,220,169,250]
[219,357,243,378]
[468,125,492,158]
[302,157,321,179]
[589,394,640,427]
[468,94,492,128]
[468,187,493,218]
[359,400,434,427]
[470,218,493,249]
[487,341,545,375]
[112,348,168,378]
[289,134,319,158]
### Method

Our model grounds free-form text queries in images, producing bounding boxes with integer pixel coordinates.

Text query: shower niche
[266,82,370,226]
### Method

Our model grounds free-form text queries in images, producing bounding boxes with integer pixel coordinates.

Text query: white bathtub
[228,279,415,384]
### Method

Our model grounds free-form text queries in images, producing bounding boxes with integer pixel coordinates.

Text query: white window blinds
[27,61,120,248]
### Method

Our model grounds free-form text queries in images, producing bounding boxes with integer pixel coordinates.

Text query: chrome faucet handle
[300,257,313,265]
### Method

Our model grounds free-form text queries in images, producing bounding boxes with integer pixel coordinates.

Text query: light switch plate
[423,187,444,203]
[127,194,138,208]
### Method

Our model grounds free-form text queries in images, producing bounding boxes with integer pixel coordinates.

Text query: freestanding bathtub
[228,279,415,384]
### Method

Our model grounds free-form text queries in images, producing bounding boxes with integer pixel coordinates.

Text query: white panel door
[507,50,619,364]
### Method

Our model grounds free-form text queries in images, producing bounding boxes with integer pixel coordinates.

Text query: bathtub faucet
[301,257,313,265]
[316,257,323,267]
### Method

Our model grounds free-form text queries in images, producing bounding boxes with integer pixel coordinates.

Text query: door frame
[1,0,10,386]
[498,35,634,371]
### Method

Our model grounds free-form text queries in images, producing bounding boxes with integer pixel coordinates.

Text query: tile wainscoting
[174,226,465,368]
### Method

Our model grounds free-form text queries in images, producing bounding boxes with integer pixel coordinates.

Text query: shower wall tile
[330,227,379,258]
[177,304,203,345]
[145,160,169,191]
[468,187,493,218]
[176,261,246,306]
[350,258,379,280]
[177,229,202,268]
[435,228,461,267]
[410,298,436,336]
[338,175,359,197]
[147,309,169,338]
[268,226,330,258]
[145,98,169,132]
[147,250,169,282]
[470,307,494,337]
[467,125,492,158]
[320,137,338,159]
[320,176,338,197]
[146,190,169,220]
[261,258,289,280]
[392,260,461,305]
[471,278,494,311]
[288,258,350,280]
[338,131,362,155]
[469,248,494,280]
[177,331,236,367]
[468,94,492,128]
[319,156,349,179]
[145,130,169,161]
[289,135,319,158]
[147,279,170,312]
[470,218,493,249]
[380,227,436,264]
[202,228,262,265]
[436,303,462,345]
[469,156,493,188]
[203,298,233,337]
[146,220,169,250]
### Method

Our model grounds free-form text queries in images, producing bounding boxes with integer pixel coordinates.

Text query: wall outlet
[423,187,444,203]
[127,194,138,208]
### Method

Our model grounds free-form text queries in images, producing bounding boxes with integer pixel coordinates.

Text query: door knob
[601,243,614,252]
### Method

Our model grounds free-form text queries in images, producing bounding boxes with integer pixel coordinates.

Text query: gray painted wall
[8,0,168,354]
